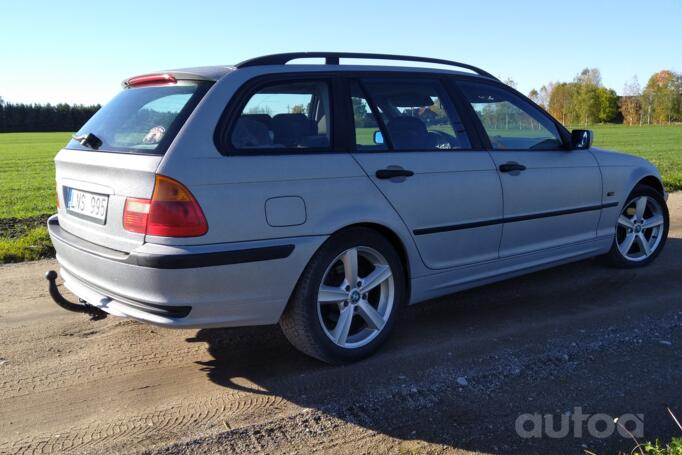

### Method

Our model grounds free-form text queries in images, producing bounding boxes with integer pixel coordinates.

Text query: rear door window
[229,80,331,152]
[358,78,471,151]
[67,82,210,155]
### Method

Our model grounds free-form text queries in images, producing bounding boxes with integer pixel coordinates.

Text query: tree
[290,104,306,114]
[538,83,554,110]
[0,102,100,133]
[576,83,599,125]
[596,87,618,123]
[642,70,679,124]
[549,82,579,125]
[528,88,540,105]
[620,77,641,126]
[575,68,602,87]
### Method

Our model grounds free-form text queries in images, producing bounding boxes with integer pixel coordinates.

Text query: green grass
[588,124,682,191]
[0,132,69,262]
[0,227,54,263]
[0,127,681,263]
[0,132,70,219]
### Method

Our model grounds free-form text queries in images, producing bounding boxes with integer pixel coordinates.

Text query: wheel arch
[635,175,665,195]
[283,222,414,316]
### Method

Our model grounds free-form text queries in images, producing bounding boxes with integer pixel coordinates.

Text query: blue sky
[1,0,680,105]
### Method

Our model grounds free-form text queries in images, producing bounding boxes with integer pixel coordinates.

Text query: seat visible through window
[230,81,331,151]
[354,79,471,151]
[386,116,436,149]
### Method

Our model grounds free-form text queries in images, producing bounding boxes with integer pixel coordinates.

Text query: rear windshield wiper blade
[72,132,103,150]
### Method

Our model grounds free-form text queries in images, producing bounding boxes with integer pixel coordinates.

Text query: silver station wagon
[47,52,669,363]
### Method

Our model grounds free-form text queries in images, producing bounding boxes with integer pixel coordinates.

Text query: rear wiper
[72,132,102,150]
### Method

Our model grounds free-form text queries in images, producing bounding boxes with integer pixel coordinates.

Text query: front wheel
[603,185,669,268]
[280,228,406,364]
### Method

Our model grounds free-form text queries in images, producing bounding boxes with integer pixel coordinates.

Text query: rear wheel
[280,228,406,364]
[603,185,668,268]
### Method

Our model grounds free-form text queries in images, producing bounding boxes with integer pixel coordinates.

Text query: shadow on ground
[186,239,682,454]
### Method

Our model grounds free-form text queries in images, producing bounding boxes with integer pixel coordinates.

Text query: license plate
[65,187,108,224]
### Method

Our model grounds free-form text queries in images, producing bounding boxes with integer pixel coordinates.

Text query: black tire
[602,184,669,268]
[280,227,406,364]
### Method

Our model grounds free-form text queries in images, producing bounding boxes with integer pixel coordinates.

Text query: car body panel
[49,215,326,327]
[54,149,161,252]
[589,147,665,238]
[352,151,503,269]
[489,149,603,256]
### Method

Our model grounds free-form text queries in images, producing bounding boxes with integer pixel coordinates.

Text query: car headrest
[231,117,273,148]
[386,116,434,149]
[271,113,317,146]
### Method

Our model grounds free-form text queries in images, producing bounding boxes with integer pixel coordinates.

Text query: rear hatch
[55,76,211,253]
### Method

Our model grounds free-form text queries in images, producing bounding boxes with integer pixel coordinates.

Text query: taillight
[123,175,207,237]
[123,198,150,233]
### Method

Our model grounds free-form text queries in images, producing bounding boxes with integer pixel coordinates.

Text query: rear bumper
[47,215,325,328]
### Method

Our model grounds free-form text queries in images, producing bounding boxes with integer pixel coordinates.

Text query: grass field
[0,126,681,262]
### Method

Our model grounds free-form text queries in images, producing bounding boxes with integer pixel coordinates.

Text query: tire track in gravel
[142,309,682,455]
[3,294,680,455]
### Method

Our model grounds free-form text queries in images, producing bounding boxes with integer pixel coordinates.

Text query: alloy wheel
[616,195,665,262]
[316,246,395,349]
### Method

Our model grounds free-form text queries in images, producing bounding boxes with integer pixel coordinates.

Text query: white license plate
[65,187,108,223]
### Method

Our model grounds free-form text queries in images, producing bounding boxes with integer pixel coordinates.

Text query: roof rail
[235,52,498,80]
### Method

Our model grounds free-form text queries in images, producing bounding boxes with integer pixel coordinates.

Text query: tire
[602,184,669,268]
[280,227,406,364]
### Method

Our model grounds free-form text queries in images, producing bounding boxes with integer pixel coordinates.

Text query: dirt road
[1,194,681,455]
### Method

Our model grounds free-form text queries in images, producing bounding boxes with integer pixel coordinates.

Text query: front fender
[591,148,664,238]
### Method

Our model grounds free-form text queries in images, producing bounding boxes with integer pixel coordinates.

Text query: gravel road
[1,193,681,454]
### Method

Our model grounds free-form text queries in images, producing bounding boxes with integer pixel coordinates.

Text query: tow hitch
[45,270,107,320]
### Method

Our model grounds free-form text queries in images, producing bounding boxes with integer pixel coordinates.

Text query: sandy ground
[1,194,681,455]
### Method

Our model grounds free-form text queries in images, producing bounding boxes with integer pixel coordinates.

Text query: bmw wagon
[46,52,669,363]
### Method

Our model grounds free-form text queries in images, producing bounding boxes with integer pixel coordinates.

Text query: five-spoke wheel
[317,246,394,349]
[605,184,668,267]
[280,227,405,363]
[616,194,665,261]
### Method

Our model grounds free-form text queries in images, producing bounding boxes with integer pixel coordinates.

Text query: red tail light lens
[147,175,208,237]
[123,198,151,233]
[123,175,207,237]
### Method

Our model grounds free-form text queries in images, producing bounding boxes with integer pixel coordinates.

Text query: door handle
[376,168,415,179]
[498,162,527,173]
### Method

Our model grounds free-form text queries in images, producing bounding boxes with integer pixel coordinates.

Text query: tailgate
[55,149,161,253]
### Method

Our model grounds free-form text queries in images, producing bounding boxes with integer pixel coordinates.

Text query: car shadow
[186,238,682,454]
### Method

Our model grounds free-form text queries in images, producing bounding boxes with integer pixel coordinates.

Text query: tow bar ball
[45,270,107,320]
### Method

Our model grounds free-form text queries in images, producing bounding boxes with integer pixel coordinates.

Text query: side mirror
[373,130,384,145]
[571,129,593,150]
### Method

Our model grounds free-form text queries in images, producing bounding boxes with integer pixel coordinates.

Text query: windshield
[67,81,211,155]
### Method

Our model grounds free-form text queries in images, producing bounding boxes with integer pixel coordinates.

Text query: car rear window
[67,81,211,155]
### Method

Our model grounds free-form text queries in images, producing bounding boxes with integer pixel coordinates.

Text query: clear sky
[1,0,680,105]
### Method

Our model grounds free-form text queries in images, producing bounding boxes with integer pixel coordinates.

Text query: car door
[455,79,603,257]
[348,76,503,269]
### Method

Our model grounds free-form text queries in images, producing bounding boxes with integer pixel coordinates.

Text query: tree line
[0,102,101,133]
[2,68,681,133]
[527,68,682,126]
